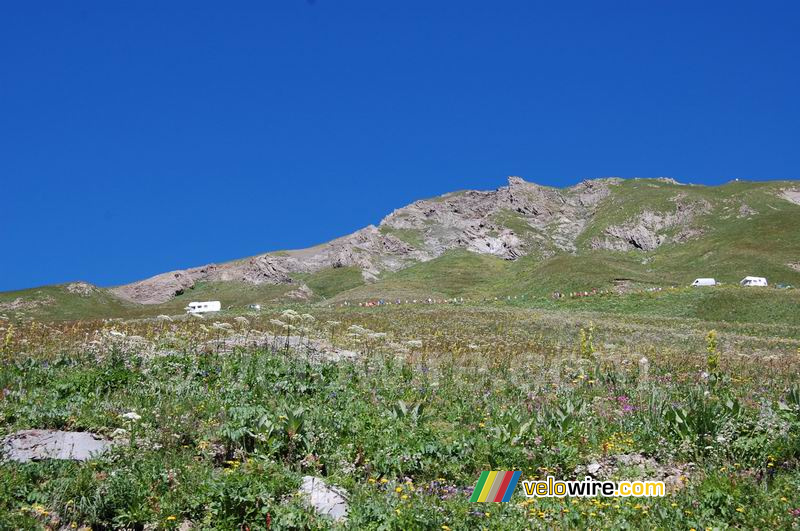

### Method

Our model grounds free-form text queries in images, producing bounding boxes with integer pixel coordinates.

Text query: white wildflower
[281,309,301,321]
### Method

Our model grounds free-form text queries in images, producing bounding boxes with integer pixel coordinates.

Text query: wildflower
[380,478,388,484]
[442,526,451,530]
[395,486,403,493]
[121,411,141,421]
[166,515,177,521]
[401,494,409,500]
[736,507,744,513]
[281,309,300,321]
[368,478,376,484]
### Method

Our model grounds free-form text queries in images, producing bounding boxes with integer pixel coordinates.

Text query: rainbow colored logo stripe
[470,471,521,502]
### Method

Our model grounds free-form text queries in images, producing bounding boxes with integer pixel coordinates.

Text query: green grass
[0,285,139,322]
[520,286,800,331]
[293,267,365,300]
[2,308,800,528]
[3,179,799,324]
[378,226,426,249]
[329,249,510,302]
[153,281,296,314]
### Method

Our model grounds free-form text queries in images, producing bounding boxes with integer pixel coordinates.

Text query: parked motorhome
[740,276,768,287]
[185,301,222,314]
[691,278,717,287]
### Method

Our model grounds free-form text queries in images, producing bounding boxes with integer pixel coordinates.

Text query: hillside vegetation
[2,177,799,323]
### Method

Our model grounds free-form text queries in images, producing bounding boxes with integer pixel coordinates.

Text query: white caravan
[185,301,222,314]
[691,278,717,287]
[740,276,768,287]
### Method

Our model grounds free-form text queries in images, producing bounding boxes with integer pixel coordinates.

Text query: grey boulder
[299,476,349,522]
[2,429,116,462]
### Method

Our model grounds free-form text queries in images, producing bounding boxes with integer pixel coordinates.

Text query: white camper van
[691,278,717,287]
[185,301,222,314]
[740,276,768,287]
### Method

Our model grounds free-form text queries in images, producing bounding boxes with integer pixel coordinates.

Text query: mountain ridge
[108,175,800,305]
[108,176,623,304]
[3,175,800,320]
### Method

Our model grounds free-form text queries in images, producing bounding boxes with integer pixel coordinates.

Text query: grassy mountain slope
[2,178,799,323]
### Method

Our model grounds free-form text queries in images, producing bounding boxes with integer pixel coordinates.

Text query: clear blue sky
[2,1,799,291]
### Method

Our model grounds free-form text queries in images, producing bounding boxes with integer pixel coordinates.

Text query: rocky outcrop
[590,195,711,251]
[380,176,619,258]
[738,203,758,218]
[111,176,623,304]
[779,188,800,206]
[111,269,207,304]
[111,226,422,304]
[286,283,313,300]
[65,282,96,296]
[0,296,54,312]
[111,176,726,304]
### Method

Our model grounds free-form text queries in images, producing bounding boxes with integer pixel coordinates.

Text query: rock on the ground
[286,283,314,300]
[2,430,116,462]
[576,453,690,493]
[299,476,349,522]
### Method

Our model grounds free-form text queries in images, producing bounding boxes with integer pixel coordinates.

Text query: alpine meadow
[3,2,800,529]
[3,176,800,529]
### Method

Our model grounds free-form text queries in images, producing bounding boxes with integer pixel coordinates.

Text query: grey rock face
[591,195,711,251]
[112,176,714,304]
[2,430,116,462]
[779,188,800,206]
[299,476,349,522]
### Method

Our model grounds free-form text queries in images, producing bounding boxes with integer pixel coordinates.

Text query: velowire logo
[469,471,521,502]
